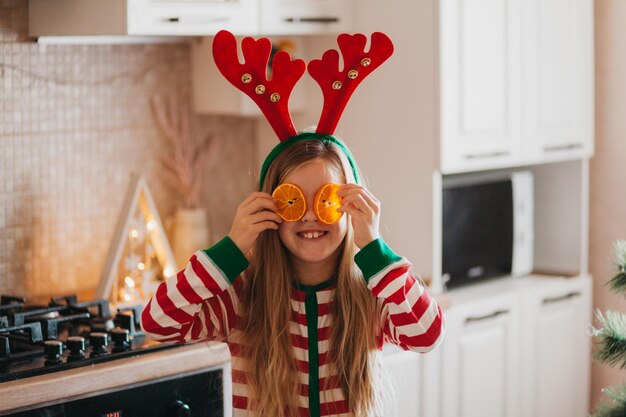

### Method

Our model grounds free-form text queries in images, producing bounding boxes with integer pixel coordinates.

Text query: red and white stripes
[141,249,445,417]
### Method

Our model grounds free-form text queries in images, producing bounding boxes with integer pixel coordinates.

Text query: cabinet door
[522,0,594,163]
[440,0,523,174]
[381,346,423,417]
[128,0,258,35]
[259,0,352,35]
[441,294,521,417]
[521,276,592,417]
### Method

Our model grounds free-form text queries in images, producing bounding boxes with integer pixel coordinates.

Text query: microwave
[442,171,534,290]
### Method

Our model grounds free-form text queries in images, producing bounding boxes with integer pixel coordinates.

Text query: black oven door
[7,369,223,417]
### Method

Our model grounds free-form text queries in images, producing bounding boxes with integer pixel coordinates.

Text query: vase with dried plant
[150,95,220,269]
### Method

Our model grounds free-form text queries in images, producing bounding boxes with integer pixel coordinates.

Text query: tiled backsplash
[0,1,257,296]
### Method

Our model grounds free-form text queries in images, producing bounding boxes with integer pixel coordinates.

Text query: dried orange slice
[272,183,306,222]
[314,183,343,224]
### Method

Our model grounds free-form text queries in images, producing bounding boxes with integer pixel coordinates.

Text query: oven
[0,295,232,417]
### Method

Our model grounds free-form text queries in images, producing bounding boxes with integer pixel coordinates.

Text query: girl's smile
[297,230,328,239]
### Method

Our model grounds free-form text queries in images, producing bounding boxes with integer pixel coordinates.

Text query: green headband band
[258,132,360,191]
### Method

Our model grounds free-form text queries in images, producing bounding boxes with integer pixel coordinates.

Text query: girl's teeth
[302,232,324,239]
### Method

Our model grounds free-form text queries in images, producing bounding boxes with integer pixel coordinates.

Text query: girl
[140,137,446,417]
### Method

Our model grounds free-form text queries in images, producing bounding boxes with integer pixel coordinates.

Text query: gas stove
[0,294,232,416]
[0,294,174,384]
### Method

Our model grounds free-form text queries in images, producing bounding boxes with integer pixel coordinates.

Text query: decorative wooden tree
[591,240,626,417]
[96,174,177,307]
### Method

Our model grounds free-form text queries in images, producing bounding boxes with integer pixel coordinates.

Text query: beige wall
[0,1,256,297]
[590,0,626,410]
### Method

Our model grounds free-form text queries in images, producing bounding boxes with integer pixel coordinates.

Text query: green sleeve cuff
[354,238,403,284]
[201,236,249,285]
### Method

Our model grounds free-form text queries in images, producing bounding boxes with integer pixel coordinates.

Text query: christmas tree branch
[592,309,626,368]
[608,240,626,294]
[592,385,626,417]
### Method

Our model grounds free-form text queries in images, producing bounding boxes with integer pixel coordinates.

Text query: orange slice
[314,183,343,224]
[272,183,306,222]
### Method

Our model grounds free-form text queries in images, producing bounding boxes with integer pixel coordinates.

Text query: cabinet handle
[465,309,509,323]
[164,16,230,24]
[463,151,510,160]
[284,17,340,23]
[543,143,583,152]
[542,291,580,305]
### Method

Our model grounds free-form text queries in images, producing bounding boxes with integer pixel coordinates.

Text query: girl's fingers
[341,193,374,215]
[249,210,282,225]
[240,192,275,210]
[352,191,379,213]
[240,191,267,206]
[242,195,278,215]
[339,185,379,211]
[253,221,280,233]
[359,187,380,207]
[337,204,359,216]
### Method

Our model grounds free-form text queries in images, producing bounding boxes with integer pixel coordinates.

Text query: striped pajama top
[141,237,446,417]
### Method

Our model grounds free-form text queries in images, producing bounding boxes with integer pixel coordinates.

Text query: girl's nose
[301,196,317,222]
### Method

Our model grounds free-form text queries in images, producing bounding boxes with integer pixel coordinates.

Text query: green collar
[258,132,360,191]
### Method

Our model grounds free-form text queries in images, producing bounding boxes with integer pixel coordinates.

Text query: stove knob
[172,400,191,417]
[90,318,115,333]
[89,332,109,356]
[114,311,134,331]
[44,340,64,364]
[111,327,130,351]
[66,336,86,360]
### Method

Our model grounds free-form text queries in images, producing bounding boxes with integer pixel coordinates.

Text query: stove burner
[0,322,45,359]
[0,293,171,383]
[0,296,25,314]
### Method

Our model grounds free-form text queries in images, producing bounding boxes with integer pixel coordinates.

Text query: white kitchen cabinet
[440,290,522,417]
[29,0,258,38]
[29,0,354,39]
[439,0,594,174]
[259,0,352,35]
[439,0,524,173]
[381,346,423,417]
[520,275,592,417]
[522,0,595,164]
[436,275,592,417]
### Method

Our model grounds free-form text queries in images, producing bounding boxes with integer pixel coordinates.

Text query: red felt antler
[212,30,306,141]
[308,32,394,135]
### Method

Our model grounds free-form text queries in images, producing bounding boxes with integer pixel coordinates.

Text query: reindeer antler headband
[212,30,394,189]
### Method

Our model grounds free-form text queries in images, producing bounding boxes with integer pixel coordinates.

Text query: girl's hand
[228,192,282,256]
[337,184,381,249]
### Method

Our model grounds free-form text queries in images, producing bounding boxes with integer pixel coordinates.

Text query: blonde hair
[239,139,381,416]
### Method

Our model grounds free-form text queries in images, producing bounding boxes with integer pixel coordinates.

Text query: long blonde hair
[239,139,381,416]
